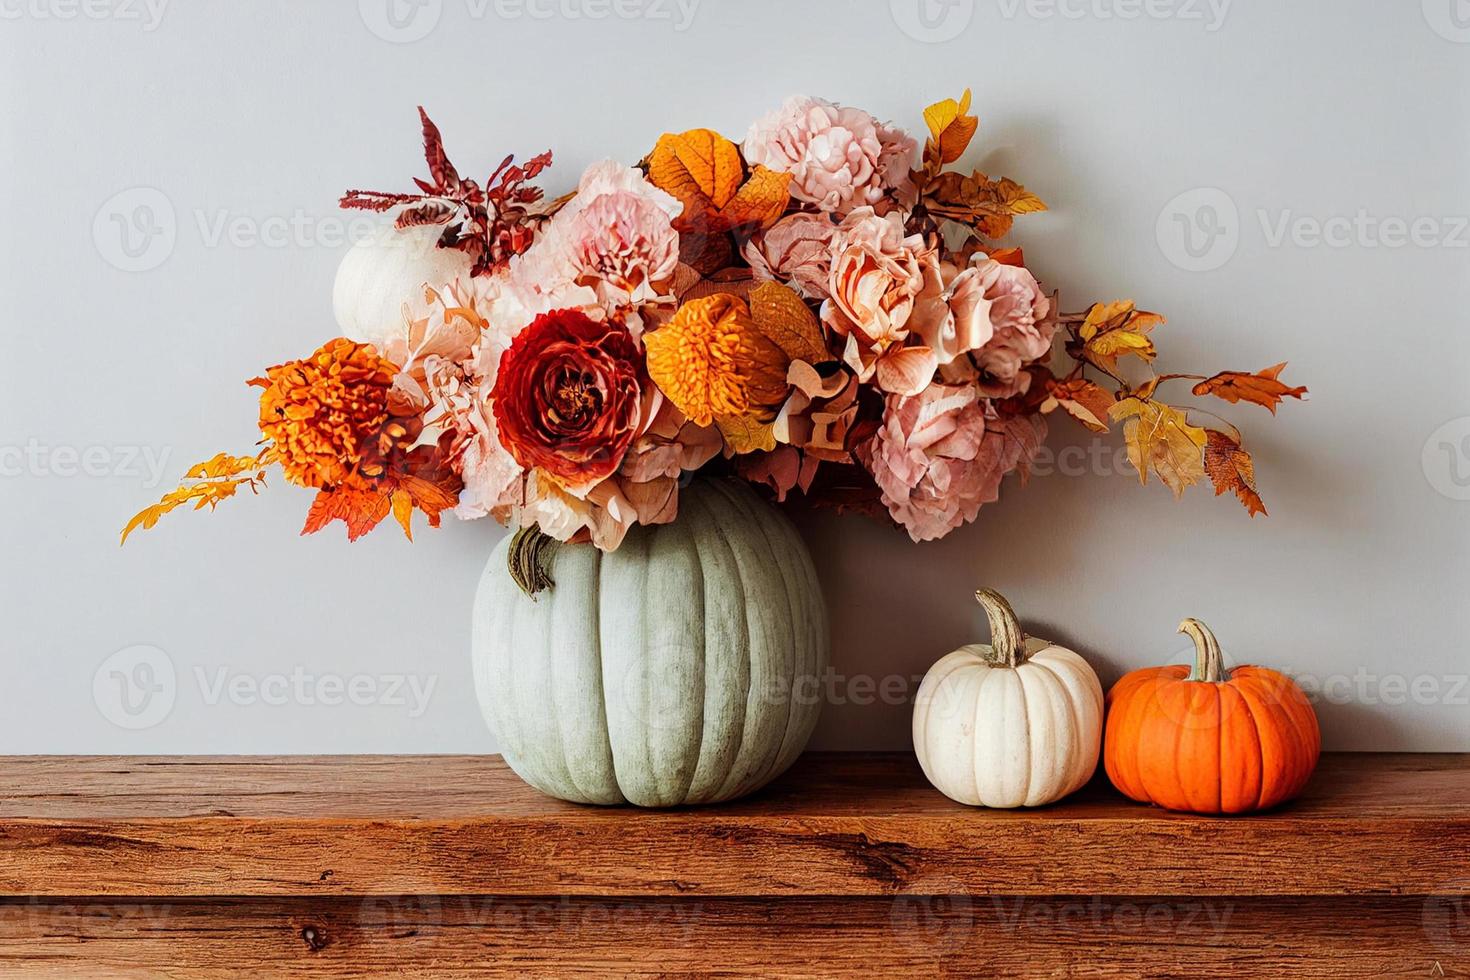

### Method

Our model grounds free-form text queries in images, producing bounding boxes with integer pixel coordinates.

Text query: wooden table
[0,753,1464,977]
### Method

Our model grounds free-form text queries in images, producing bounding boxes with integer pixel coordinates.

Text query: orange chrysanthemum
[644,294,790,428]
[252,338,398,489]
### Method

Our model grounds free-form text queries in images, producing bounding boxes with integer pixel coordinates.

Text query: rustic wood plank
[0,754,1464,898]
[0,896,1463,978]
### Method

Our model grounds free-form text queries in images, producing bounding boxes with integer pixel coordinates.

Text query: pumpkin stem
[1180,618,1228,682]
[508,525,557,598]
[975,589,1028,668]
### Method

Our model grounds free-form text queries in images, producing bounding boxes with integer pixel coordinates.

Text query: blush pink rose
[742,213,839,300]
[822,207,938,395]
[858,383,1046,542]
[743,97,917,215]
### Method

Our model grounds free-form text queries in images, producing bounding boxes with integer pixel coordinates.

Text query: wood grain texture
[0,754,1465,898]
[0,896,1464,978]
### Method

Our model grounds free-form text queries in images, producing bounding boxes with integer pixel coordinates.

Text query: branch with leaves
[913,92,1306,516]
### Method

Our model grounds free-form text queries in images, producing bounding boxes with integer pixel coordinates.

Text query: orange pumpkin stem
[1179,618,1227,682]
[975,589,1028,668]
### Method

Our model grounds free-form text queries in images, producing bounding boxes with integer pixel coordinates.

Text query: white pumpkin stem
[1179,618,1228,682]
[975,589,1028,667]
[508,525,557,597]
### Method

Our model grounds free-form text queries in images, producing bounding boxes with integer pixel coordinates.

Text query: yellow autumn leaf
[121,450,271,544]
[986,175,1047,214]
[1109,397,1207,498]
[390,489,415,541]
[716,413,778,455]
[748,281,828,364]
[648,128,744,220]
[1079,301,1161,374]
[923,89,978,168]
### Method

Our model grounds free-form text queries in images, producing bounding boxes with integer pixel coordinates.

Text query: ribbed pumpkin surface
[473,478,829,807]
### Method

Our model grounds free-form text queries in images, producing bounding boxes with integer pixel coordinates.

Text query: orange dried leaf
[716,165,791,231]
[648,129,744,219]
[922,89,979,169]
[301,486,392,542]
[1109,397,1207,498]
[1192,363,1307,414]
[988,246,1026,267]
[716,413,778,455]
[398,473,460,528]
[922,171,1046,238]
[1042,377,1115,432]
[748,281,828,364]
[1203,429,1267,517]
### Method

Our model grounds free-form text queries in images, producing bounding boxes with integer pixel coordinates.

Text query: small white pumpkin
[913,589,1103,808]
[332,223,473,349]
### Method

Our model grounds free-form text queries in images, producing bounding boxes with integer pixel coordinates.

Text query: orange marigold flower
[252,338,398,489]
[644,294,790,428]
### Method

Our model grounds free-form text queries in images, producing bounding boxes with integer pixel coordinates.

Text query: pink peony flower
[741,213,839,300]
[858,383,1045,542]
[565,188,680,310]
[822,207,938,395]
[743,97,917,215]
[511,160,682,329]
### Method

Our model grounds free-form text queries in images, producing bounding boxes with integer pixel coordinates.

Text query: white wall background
[3,0,1467,754]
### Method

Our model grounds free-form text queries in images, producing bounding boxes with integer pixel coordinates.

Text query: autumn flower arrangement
[126,92,1305,549]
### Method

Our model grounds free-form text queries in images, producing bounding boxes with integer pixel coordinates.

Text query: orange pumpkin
[1104,618,1320,814]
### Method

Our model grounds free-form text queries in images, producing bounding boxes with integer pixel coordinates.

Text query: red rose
[492,309,644,487]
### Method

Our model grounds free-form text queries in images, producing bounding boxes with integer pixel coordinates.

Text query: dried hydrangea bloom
[743,96,917,215]
[742,213,839,300]
[860,382,1043,542]
[972,261,1055,397]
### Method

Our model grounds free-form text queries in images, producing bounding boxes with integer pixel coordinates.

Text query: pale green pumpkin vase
[472,477,831,807]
